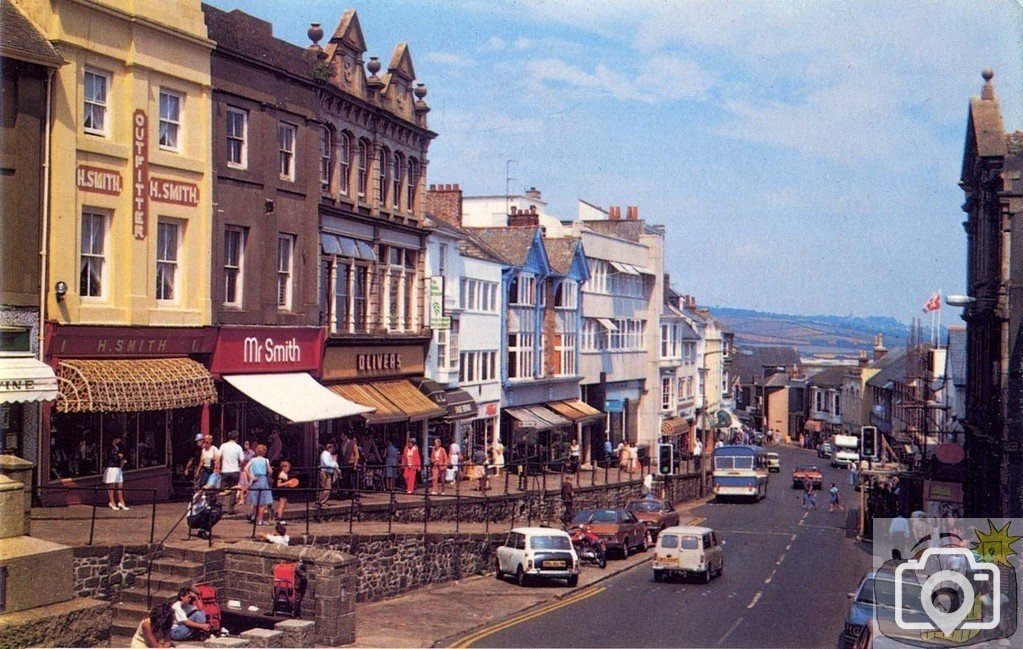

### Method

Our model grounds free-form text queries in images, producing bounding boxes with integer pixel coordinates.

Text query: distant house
[804,366,848,444]
[732,345,801,434]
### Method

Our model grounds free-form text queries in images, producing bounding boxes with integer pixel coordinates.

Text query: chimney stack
[525,186,542,201]
[508,204,540,227]
[426,183,464,228]
[858,350,869,368]
[609,206,621,220]
[626,205,639,220]
[872,333,888,362]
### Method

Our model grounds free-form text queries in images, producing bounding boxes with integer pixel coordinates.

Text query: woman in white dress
[491,439,505,476]
[446,441,460,484]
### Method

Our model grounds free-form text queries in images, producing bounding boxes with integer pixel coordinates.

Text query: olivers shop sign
[322,345,425,381]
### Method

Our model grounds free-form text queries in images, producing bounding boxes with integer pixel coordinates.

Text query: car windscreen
[628,501,664,513]
[796,467,818,473]
[714,456,734,470]
[571,511,595,525]
[530,535,571,551]
[680,535,700,550]
[590,510,618,523]
[857,578,923,611]
[660,535,679,549]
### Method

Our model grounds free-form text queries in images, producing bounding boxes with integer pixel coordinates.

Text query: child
[828,482,844,513]
[265,522,290,546]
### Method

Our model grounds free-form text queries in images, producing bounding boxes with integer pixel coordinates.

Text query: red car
[626,499,680,539]
[792,465,823,489]
[570,508,648,559]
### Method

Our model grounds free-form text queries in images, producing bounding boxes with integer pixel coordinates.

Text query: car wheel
[567,574,579,588]
[495,564,504,580]
[516,565,528,587]
[703,569,712,584]
[620,541,629,559]
[654,569,664,583]
[596,549,607,569]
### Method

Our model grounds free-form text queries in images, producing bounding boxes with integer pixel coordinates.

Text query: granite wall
[71,544,153,599]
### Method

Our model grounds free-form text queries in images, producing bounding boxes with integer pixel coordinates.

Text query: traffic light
[658,443,674,475]
[860,426,877,460]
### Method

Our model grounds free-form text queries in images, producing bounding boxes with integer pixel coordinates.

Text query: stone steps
[151,557,205,578]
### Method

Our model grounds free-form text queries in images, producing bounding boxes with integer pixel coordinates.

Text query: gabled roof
[764,373,791,388]
[468,227,548,270]
[961,72,1008,181]
[1,0,63,68]
[805,365,848,389]
[678,321,700,341]
[732,346,801,385]
[386,42,415,81]
[424,215,504,265]
[327,8,367,56]
[544,237,581,275]
[946,326,967,388]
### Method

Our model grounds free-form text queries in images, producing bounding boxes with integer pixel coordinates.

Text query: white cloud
[523,55,715,104]
[422,51,476,68]
[478,36,506,52]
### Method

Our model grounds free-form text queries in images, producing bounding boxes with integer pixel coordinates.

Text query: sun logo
[970,520,1022,567]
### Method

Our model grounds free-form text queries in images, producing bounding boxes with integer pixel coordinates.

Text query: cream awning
[57,358,216,413]
[0,354,59,404]
[224,373,373,423]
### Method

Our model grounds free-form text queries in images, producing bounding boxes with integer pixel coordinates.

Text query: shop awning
[56,358,217,413]
[0,354,59,404]
[444,389,477,421]
[506,407,557,432]
[661,417,689,436]
[529,405,572,429]
[548,399,603,424]
[224,373,373,423]
[804,419,823,432]
[630,265,656,275]
[414,378,447,403]
[329,383,407,425]
[374,380,446,422]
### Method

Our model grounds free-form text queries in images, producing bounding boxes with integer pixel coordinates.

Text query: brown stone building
[0,0,64,467]
[958,70,1023,517]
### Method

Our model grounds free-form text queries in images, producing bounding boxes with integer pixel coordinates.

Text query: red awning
[804,419,823,432]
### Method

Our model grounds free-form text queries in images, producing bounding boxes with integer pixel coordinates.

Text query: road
[465,444,873,648]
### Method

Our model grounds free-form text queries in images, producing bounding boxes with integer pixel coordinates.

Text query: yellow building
[20,0,213,326]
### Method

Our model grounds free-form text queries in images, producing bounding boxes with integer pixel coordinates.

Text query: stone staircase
[110,545,208,644]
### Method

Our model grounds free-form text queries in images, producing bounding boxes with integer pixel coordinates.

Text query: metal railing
[31,485,158,546]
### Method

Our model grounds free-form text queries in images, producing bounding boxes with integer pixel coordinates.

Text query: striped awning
[661,417,689,436]
[330,379,445,425]
[548,399,603,424]
[329,383,407,425]
[56,358,216,413]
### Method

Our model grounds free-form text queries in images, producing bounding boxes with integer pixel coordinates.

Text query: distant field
[712,307,911,357]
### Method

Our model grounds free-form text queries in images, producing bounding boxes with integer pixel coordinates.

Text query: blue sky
[207,0,1023,320]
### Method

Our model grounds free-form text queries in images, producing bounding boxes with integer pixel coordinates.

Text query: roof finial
[982,68,995,100]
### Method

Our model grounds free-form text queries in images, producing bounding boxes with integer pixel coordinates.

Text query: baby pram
[187,489,223,540]
[271,562,308,618]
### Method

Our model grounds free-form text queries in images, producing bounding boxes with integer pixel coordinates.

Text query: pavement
[445,444,874,648]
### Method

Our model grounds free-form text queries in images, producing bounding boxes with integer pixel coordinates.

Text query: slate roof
[203,4,315,79]
[424,215,505,265]
[866,349,908,390]
[678,321,700,341]
[543,237,580,275]
[1,0,63,67]
[805,365,849,389]
[946,326,967,388]
[732,345,801,385]
[467,227,540,267]
[764,372,791,388]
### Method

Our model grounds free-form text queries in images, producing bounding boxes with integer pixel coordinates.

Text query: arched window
[377,147,389,205]
[319,127,332,190]
[357,139,369,197]
[338,132,351,194]
[391,152,403,209]
[406,157,418,211]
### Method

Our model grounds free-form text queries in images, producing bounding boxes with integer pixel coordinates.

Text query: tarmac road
[464,444,873,648]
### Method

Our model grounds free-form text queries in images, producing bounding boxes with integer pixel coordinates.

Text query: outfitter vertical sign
[132,109,149,240]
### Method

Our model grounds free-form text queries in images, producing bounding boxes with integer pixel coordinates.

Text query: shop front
[0,353,60,469]
[209,326,370,473]
[415,379,479,453]
[501,379,583,467]
[43,325,218,504]
[320,343,445,459]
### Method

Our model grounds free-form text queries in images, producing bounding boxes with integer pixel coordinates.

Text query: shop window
[50,411,168,481]
[1,404,24,458]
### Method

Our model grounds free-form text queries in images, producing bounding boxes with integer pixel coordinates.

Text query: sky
[206,0,1023,321]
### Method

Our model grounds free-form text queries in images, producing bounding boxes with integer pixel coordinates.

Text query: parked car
[817,442,833,459]
[496,527,580,587]
[652,525,724,583]
[840,569,925,648]
[626,499,680,538]
[571,508,648,558]
[791,465,823,489]
[766,452,780,472]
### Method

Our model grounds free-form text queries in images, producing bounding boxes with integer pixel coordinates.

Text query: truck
[831,434,860,468]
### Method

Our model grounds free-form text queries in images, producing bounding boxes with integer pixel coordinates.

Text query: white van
[652,525,724,583]
[832,434,860,468]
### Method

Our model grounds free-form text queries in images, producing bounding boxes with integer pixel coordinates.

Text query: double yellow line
[450,586,607,648]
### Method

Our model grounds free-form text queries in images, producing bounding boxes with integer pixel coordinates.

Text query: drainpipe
[37,67,55,489]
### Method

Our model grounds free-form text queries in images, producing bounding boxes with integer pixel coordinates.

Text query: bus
[712,445,769,501]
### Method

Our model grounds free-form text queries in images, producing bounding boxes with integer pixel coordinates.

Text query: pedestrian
[194,435,218,492]
[338,433,353,493]
[802,477,817,510]
[473,446,489,491]
[316,443,338,519]
[828,482,844,513]
[692,439,703,472]
[889,513,911,557]
[104,435,129,511]
[246,444,273,525]
[402,438,422,494]
[643,472,654,496]
[603,437,613,468]
[237,440,255,504]
[274,460,296,522]
[267,429,283,463]
[346,434,361,491]
[187,487,222,540]
[131,602,174,648]
[714,438,724,450]
[170,587,211,642]
[569,439,581,474]
[430,437,449,495]
[217,430,245,515]
[264,522,290,547]
[184,433,204,488]
[384,439,399,491]
[447,439,461,485]
[491,438,505,476]
[561,476,574,529]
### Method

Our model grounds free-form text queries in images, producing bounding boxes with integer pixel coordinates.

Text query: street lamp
[945,295,976,307]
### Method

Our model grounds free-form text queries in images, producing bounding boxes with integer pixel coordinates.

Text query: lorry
[831,434,860,468]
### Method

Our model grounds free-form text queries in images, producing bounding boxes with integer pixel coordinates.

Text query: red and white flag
[922,293,941,313]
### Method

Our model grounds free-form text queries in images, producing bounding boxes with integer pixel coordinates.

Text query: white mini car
[496,527,580,587]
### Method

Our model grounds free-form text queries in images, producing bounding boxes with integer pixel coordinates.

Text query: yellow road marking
[689,516,707,526]
[451,586,607,648]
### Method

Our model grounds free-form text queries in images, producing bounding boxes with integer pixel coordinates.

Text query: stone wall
[304,532,505,603]
[0,597,110,649]
[222,542,356,646]
[72,544,153,600]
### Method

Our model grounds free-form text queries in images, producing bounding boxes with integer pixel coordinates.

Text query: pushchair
[195,584,222,634]
[271,562,308,618]
[187,489,223,540]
